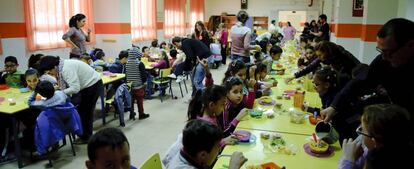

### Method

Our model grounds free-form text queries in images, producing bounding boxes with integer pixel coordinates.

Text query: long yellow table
[102,73,126,84]
[213,129,342,169]
[0,88,31,114]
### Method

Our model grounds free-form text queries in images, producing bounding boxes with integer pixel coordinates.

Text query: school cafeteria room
[1,0,414,168]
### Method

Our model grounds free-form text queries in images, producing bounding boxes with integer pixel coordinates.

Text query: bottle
[293,90,305,108]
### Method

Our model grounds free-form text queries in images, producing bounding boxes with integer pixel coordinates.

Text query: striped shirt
[125,48,145,89]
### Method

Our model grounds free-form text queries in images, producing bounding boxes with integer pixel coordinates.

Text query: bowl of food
[309,140,329,154]
[234,130,251,142]
[258,96,275,106]
[289,110,306,124]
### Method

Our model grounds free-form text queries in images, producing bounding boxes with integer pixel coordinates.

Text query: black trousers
[221,44,227,64]
[75,80,103,140]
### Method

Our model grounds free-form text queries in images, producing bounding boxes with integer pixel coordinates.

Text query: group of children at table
[1,26,413,168]
[83,32,412,169]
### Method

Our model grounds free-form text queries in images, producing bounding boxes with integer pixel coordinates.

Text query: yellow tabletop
[140,58,157,69]
[0,88,31,114]
[213,129,342,169]
[237,74,322,135]
[101,73,126,85]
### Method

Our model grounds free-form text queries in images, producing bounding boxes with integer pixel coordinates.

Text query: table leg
[100,86,106,124]
[12,117,23,168]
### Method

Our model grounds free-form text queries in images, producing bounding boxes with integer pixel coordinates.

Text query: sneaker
[175,76,184,83]
[167,74,177,79]
[139,113,150,120]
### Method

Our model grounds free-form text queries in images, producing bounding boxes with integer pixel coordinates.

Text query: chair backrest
[159,68,171,78]
[140,153,162,169]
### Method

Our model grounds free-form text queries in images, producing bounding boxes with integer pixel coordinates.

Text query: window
[189,0,204,28]
[131,0,156,42]
[24,0,94,51]
[164,0,186,38]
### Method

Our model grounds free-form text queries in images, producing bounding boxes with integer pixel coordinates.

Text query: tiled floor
[1,63,228,169]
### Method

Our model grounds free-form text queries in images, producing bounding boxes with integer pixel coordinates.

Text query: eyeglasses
[5,64,17,68]
[356,126,372,138]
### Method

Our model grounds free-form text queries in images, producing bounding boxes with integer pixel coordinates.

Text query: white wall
[205,0,322,24]
[0,0,74,68]
[398,0,414,21]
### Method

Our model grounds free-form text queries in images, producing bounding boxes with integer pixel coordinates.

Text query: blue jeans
[173,62,185,76]
[145,74,154,95]
[192,63,205,96]
[231,54,250,63]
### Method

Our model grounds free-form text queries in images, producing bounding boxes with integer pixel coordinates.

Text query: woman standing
[39,56,103,143]
[192,21,212,47]
[283,21,297,41]
[62,13,91,59]
[230,10,261,63]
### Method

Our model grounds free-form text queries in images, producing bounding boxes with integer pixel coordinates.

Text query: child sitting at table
[339,104,413,169]
[151,51,170,69]
[29,81,83,154]
[86,127,137,169]
[167,119,248,169]
[265,45,283,73]
[80,53,93,66]
[169,49,177,68]
[93,50,109,71]
[109,50,128,74]
[223,60,256,107]
[163,85,242,167]
[0,56,25,88]
[141,46,154,62]
[217,77,253,135]
[25,69,40,90]
[307,67,359,143]
[297,45,317,70]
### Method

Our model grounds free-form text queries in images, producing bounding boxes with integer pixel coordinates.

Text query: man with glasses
[321,18,414,123]
[0,56,25,88]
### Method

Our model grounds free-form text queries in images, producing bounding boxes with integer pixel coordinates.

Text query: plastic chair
[140,153,162,169]
[152,68,174,102]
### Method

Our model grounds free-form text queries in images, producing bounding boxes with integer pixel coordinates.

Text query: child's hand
[247,79,256,90]
[236,108,250,121]
[223,135,238,145]
[229,152,248,169]
[249,65,256,79]
[342,138,363,162]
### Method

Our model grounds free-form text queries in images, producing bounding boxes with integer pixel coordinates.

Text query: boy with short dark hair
[85,127,136,169]
[0,56,25,88]
[109,50,129,74]
[167,119,247,169]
